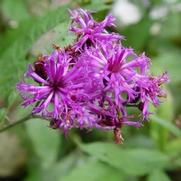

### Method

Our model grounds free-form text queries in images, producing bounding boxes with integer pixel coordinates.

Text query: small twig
[0,114,32,133]
[125,103,139,107]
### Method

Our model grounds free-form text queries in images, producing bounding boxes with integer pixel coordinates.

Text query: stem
[0,114,32,133]
[125,103,138,107]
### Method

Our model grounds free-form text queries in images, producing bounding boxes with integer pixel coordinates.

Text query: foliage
[0,0,181,181]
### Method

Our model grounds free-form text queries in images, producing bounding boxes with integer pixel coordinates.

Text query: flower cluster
[17,9,168,143]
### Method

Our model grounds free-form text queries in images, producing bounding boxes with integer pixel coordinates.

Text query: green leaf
[165,139,181,168]
[148,170,171,181]
[150,89,174,150]
[80,142,169,176]
[121,16,152,52]
[166,138,181,155]
[0,5,69,98]
[169,84,181,116]
[61,159,124,181]
[152,50,181,84]
[42,152,80,181]
[150,115,181,138]
[84,0,110,12]
[0,108,6,122]
[1,0,30,22]
[24,165,42,181]
[156,89,174,121]
[30,22,75,56]
[26,118,61,169]
[160,11,181,41]
[124,135,154,149]
[0,3,111,99]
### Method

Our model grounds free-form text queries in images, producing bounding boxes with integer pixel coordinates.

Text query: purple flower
[79,42,168,129]
[82,43,149,106]
[17,8,169,143]
[17,49,101,131]
[134,72,169,119]
[69,9,122,50]
[79,45,140,127]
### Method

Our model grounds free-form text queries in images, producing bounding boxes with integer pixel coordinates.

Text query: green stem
[0,114,32,133]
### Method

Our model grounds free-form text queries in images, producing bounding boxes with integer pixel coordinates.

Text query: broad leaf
[0,5,69,98]
[148,170,171,181]
[42,152,80,181]
[150,115,181,138]
[152,50,181,84]
[150,89,174,150]
[26,118,61,169]
[121,16,152,52]
[80,142,169,176]
[61,159,124,181]
[1,0,30,22]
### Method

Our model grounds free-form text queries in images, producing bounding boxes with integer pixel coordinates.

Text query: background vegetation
[0,0,180,180]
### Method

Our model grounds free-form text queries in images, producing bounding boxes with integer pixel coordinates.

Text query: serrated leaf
[80,142,169,176]
[26,118,61,169]
[0,5,69,98]
[30,22,75,56]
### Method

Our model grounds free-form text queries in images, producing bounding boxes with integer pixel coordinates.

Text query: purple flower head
[134,72,169,119]
[69,8,122,50]
[82,43,150,106]
[17,49,101,132]
[17,8,169,143]
[79,42,168,130]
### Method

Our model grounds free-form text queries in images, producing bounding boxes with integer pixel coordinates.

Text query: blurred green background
[0,0,181,181]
